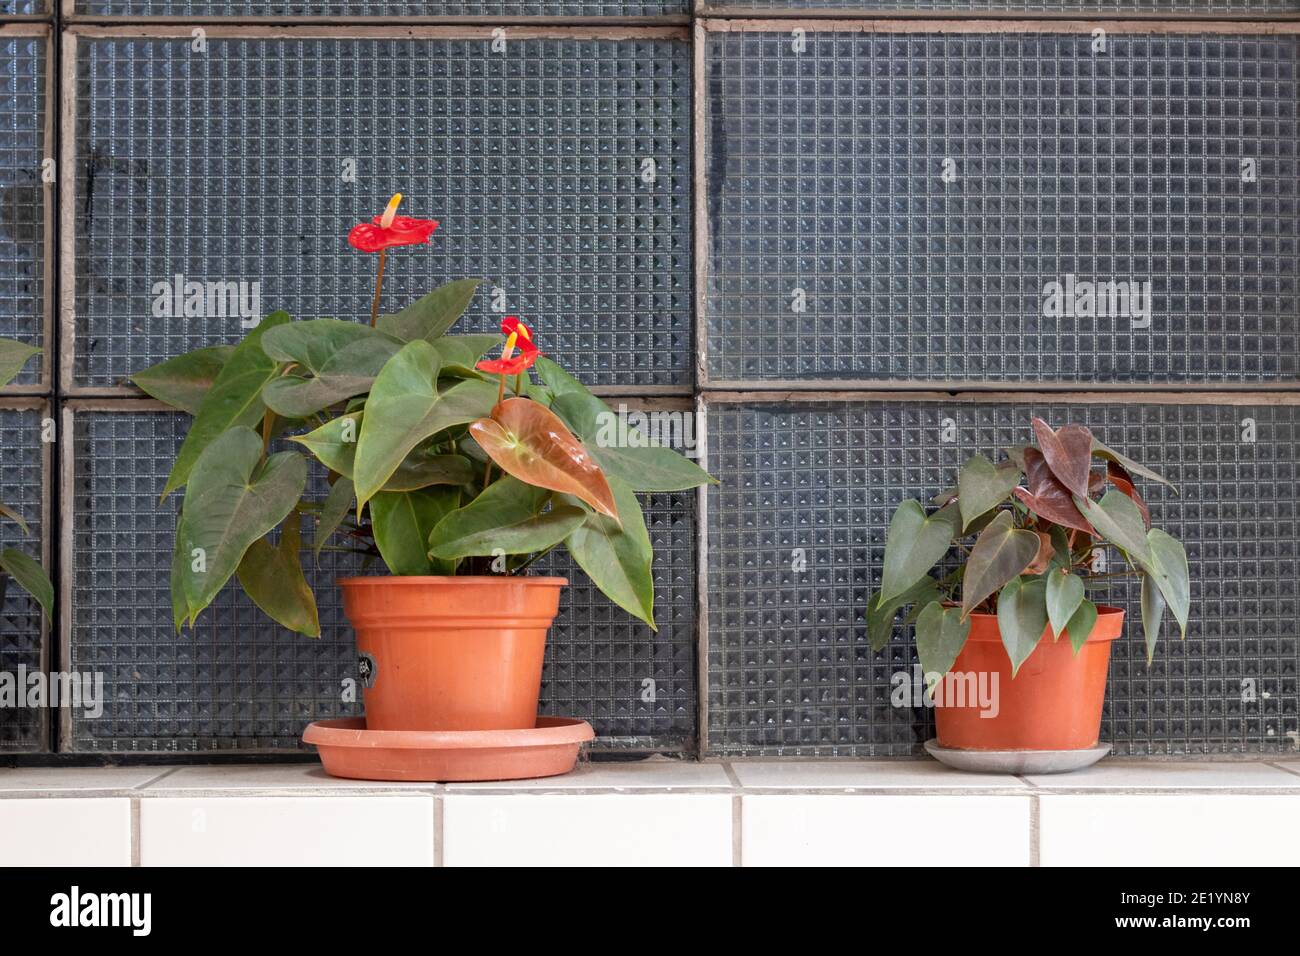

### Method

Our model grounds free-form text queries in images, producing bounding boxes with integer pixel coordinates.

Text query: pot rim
[963,603,1125,619]
[337,575,569,587]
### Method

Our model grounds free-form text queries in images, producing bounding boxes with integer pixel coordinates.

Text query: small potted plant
[867,417,1190,772]
[0,341,52,619]
[132,196,714,777]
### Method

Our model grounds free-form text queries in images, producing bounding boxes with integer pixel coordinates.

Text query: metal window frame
[60,0,691,24]
[693,1,1300,21]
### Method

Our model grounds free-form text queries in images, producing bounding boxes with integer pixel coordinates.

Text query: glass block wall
[0,4,1296,757]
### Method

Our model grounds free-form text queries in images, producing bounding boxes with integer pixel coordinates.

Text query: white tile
[1273,760,1300,780]
[1026,760,1300,789]
[448,759,733,791]
[0,766,169,792]
[142,763,439,792]
[742,795,1031,867]
[139,797,434,866]
[443,794,732,866]
[0,799,131,866]
[1040,794,1300,866]
[730,760,1024,790]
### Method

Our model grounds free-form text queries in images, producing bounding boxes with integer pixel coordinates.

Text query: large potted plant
[867,417,1190,771]
[132,197,713,775]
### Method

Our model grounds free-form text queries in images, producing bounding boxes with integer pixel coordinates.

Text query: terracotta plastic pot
[933,606,1125,751]
[339,575,567,732]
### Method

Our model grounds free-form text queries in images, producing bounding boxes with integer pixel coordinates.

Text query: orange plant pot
[339,575,567,732]
[933,606,1125,751]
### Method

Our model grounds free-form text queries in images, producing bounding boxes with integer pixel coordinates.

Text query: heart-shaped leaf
[236,510,319,637]
[132,344,234,415]
[0,338,39,389]
[176,426,307,622]
[1092,437,1177,493]
[561,476,656,629]
[1105,460,1152,528]
[533,354,589,400]
[260,318,402,418]
[1031,418,1095,498]
[0,548,51,618]
[372,486,461,575]
[1014,448,1096,535]
[549,391,715,492]
[961,510,1040,618]
[428,476,585,561]
[376,278,481,343]
[353,341,497,508]
[294,411,476,492]
[469,397,618,520]
[1064,597,1099,654]
[163,312,290,497]
[997,576,1049,677]
[1140,572,1166,664]
[879,499,958,604]
[1045,569,1084,640]
[957,455,1021,531]
[434,334,502,376]
[866,576,942,652]
[914,602,972,696]
[313,476,354,559]
[1142,528,1190,639]
[1076,490,1152,564]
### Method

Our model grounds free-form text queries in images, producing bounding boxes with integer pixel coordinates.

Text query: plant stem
[369,248,387,327]
[260,409,275,455]
[496,372,506,405]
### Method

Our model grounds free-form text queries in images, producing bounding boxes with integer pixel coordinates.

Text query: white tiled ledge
[2,758,1299,866]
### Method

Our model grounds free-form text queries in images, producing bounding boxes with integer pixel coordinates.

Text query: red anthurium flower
[476,316,541,376]
[347,193,439,253]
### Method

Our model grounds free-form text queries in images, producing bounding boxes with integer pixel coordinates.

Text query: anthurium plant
[132,196,714,636]
[867,418,1191,681]
[0,339,52,618]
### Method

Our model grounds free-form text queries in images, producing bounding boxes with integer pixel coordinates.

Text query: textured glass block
[703,30,1300,384]
[706,399,1300,756]
[0,407,47,752]
[79,2,688,14]
[0,32,45,388]
[74,36,692,390]
[701,1,1300,12]
[69,405,696,752]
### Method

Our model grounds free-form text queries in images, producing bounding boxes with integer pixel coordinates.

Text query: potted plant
[0,341,52,619]
[131,196,714,751]
[867,417,1190,770]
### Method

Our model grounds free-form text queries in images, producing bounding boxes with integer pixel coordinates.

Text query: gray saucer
[924,739,1111,775]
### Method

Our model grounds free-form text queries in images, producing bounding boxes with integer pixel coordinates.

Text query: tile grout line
[130,796,140,867]
[1028,788,1040,868]
[433,795,444,868]
[723,763,743,867]
[134,766,182,789]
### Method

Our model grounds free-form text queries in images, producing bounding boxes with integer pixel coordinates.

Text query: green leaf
[131,345,234,415]
[1140,572,1166,664]
[533,355,589,400]
[879,499,957,604]
[353,341,497,508]
[162,312,290,497]
[293,412,362,476]
[961,510,1040,618]
[0,338,39,388]
[434,334,501,376]
[1064,597,1098,655]
[293,412,475,492]
[956,454,1021,531]
[914,602,972,697]
[372,486,461,575]
[260,318,402,418]
[1092,437,1177,493]
[314,476,354,559]
[1143,528,1190,639]
[866,575,941,652]
[1045,569,1085,640]
[997,576,1049,677]
[427,476,585,561]
[561,476,656,628]
[0,548,51,618]
[376,279,481,343]
[549,391,715,492]
[176,426,307,621]
[171,528,189,631]
[470,397,619,520]
[0,502,30,535]
[235,510,320,637]
[1076,490,1152,564]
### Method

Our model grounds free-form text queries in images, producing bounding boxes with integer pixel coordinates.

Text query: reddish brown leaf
[1031,418,1094,498]
[1105,460,1152,528]
[1025,531,1054,575]
[469,398,618,521]
[1014,448,1097,535]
